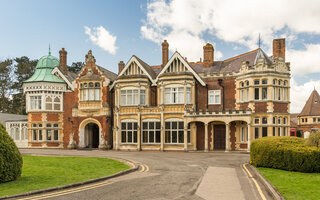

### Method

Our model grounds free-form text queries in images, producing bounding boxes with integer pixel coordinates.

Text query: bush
[306,131,320,148]
[250,137,320,173]
[0,122,23,182]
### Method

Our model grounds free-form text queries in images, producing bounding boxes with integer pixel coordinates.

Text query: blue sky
[1,0,320,112]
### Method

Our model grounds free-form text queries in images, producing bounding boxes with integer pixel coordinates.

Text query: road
[18,149,271,200]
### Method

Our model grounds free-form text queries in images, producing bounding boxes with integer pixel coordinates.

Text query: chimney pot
[203,43,214,67]
[162,40,169,68]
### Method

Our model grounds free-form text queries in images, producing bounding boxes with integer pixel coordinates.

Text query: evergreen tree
[68,62,84,73]
[0,59,13,113]
[11,56,37,114]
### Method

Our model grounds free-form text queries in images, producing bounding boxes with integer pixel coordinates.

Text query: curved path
[18,149,271,200]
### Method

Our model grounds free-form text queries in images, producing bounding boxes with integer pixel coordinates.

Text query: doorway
[85,123,99,148]
[214,125,226,150]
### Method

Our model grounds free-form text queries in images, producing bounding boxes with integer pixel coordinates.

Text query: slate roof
[189,48,271,74]
[299,89,320,117]
[96,65,117,81]
[133,55,157,79]
[0,113,28,126]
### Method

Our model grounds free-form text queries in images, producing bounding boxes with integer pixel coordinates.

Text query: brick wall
[254,102,267,113]
[273,102,288,113]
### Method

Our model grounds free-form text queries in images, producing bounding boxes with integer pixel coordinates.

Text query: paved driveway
[19,149,268,200]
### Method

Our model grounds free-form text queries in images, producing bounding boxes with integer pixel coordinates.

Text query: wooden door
[214,125,226,150]
[196,122,205,150]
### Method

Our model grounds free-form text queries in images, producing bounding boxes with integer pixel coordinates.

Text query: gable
[155,52,206,86]
[122,61,145,76]
[51,67,74,90]
[118,56,155,84]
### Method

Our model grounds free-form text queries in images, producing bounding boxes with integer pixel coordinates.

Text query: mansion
[20,38,290,151]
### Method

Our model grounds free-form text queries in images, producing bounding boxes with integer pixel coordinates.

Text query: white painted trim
[155,52,206,86]
[142,118,161,122]
[121,119,138,123]
[51,67,74,90]
[165,118,184,122]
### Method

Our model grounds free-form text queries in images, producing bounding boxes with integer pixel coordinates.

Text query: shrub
[250,137,320,173]
[0,122,23,182]
[306,131,320,148]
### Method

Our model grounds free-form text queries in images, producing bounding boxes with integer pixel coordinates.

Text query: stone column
[184,122,188,152]
[205,123,208,152]
[225,123,230,152]
[137,108,141,151]
[247,123,251,152]
[160,105,164,151]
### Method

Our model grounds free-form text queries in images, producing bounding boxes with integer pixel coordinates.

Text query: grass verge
[0,155,130,197]
[257,167,320,200]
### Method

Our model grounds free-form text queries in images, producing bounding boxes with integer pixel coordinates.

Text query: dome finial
[49,44,51,56]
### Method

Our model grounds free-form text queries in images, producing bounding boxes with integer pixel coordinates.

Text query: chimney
[203,43,214,67]
[162,40,169,68]
[273,38,285,60]
[59,48,68,74]
[118,61,125,74]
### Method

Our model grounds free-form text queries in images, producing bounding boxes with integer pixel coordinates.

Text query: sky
[1,0,320,113]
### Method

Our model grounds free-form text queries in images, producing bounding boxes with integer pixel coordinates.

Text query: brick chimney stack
[59,48,68,74]
[273,38,285,60]
[162,40,169,68]
[203,43,214,67]
[118,61,125,74]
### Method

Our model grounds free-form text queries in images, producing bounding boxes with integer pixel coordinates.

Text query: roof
[0,113,28,126]
[189,48,271,74]
[133,55,157,79]
[24,53,64,83]
[299,89,320,117]
[290,113,299,128]
[96,65,117,81]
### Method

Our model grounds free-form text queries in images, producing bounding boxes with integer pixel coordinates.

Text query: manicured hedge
[0,122,23,182]
[250,137,320,173]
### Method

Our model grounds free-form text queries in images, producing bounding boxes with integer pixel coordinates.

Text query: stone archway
[79,118,102,148]
[84,123,99,148]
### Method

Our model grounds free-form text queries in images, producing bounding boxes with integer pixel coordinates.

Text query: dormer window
[80,82,101,101]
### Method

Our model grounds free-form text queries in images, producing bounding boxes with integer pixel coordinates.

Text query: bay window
[45,96,61,111]
[46,123,59,141]
[142,121,161,143]
[208,90,221,104]
[120,89,145,106]
[30,96,42,110]
[121,122,138,143]
[165,121,191,144]
[80,82,101,101]
[262,88,268,100]
[165,87,184,104]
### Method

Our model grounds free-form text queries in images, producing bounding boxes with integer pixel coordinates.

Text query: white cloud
[84,26,117,55]
[287,44,320,75]
[290,78,320,113]
[141,0,320,60]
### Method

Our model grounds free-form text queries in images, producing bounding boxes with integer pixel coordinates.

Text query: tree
[11,57,37,114]
[68,62,84,73]
[0,59,13,113]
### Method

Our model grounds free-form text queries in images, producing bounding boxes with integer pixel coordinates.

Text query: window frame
[208,90,221,105]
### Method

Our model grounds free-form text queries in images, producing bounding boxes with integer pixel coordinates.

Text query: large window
[142,121,161,143]
[165,87,184,104]
[254,88,259,100]
[80,82,101,101]
[165,121,190,144]
[45,96,61,111]
[120,89,145,106]
[46,123,59,141]
[30,96,42,110]
[32,124,43,141]
[121,122,138,143]
[262,88,268,100]
[254,128,259,139]
[208,90,221,105]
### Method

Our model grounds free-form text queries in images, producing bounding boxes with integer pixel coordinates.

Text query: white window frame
[165,87,184,104]
[208,90,221,105]
[30,95,42,110]
[120,88,145,106]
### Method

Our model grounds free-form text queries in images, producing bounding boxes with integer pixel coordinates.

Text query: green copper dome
[24,52,64,83]
[35,54,59,69]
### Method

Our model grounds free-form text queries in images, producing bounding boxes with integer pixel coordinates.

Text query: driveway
[18,149,270,200]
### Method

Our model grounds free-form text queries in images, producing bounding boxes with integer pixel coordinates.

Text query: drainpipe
[218,79,224,111]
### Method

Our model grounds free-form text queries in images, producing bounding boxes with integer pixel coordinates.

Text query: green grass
[258,167,320,200]
[0,155,130,197]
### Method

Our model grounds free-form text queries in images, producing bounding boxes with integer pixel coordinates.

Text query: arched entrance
[85,123,99,148]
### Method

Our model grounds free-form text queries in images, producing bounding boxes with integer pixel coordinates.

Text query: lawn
[258,167,320,200]
[0,155,130,197]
